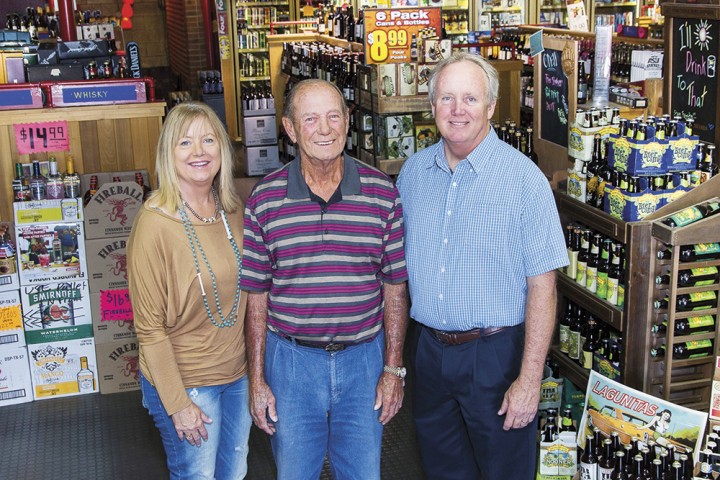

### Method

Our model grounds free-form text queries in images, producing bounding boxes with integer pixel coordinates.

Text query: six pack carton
[21,280,93,345]
[0,290,25,348]
[95,339,139,394]
[27,336,98,400]
[0,346,33,406]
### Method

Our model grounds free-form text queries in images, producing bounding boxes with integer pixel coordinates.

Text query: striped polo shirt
[241,155,407,343]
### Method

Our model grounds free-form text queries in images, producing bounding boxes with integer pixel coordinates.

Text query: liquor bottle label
[695,243,720,255]
[688,315,715,329]
[668,206,703,227]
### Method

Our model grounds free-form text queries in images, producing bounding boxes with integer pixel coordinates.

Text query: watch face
[399,367,407,378]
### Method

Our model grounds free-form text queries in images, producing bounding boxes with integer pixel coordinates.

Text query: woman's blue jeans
[140,373,251,480]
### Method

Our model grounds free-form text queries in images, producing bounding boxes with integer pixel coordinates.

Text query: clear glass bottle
[45,157,64,200]
[29,160,47,200]
[63,155,81,198]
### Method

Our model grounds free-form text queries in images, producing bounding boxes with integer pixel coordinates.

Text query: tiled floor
[0,327,425,480]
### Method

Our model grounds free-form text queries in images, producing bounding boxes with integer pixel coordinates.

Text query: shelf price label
[100,289,134,322]
[14,121,70,155]
[364,7,442,65]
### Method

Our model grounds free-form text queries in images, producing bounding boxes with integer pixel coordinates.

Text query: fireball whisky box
[85,237,128,293]
[0,290,25,348]
[27,336,98,400]
[21,280,93,345]
[95,339,139,394]
[83,181,144,240]
[90,291,136,344]
[14,221,88,286]
[0,346,33,406]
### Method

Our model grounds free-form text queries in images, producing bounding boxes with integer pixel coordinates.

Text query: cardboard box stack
[82,172,143,394]
[13,200,99,400]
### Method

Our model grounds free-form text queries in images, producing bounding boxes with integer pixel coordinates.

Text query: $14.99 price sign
[364,7,442,65]
[14,121,70,155]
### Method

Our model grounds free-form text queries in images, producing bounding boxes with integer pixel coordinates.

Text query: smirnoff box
[91,291,136,344]
[0,290,25,348]
[83,181,144,239]
[27,336,98,400]
[14,221,88,286]
[0,346,33,406]
[95,339,139,394]
[85,237,128,293]
[21,280,93,345]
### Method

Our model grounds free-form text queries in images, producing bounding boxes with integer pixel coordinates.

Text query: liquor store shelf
[550,345,589,391]
[557,273,624,332]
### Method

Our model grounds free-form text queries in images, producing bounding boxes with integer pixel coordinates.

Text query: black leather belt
[275,331,350,352]
[430,326,510,346]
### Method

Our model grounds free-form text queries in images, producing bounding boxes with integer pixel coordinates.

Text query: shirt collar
[429,128,500,174]
[287,154,361,199]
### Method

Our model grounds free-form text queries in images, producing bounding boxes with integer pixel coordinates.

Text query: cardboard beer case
[0,346,33,406]
[27,336,98,400]
[95,339,140,394]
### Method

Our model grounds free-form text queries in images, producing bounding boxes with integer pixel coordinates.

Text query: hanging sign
[14,121,70,155]
[364,7,442,65]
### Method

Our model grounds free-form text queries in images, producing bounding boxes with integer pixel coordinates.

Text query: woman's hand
[171,402,213,446]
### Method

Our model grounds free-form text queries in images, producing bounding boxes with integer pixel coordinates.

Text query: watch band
[383,365,406,378]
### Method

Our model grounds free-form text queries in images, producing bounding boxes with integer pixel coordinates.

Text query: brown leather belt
[430,326,510,346]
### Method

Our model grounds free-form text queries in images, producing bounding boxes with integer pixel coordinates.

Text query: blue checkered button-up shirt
[397,128,569,331]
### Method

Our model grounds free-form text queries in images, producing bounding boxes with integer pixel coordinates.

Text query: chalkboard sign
[670,17,719,143]
[541,48,569,148]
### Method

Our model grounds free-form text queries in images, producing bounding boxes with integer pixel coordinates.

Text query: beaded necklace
[179,198,242,328]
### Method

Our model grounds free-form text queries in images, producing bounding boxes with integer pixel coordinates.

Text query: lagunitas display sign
[21,280,93,344]
[95,339,139,394]
[84,181,143,239]
[364,7,442,65]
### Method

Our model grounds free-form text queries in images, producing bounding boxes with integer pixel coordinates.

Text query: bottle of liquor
[77,356,96,392]
[580,434,599,479]
[355,8,364,43]
[576,230,591,286]
[13,162,31,202]
[559,301,573,354]
[316,4,326,34]
[578,61,588,105]
[83,175,99,207]
[656,267,719,287]
[599,439,616,478]
[29,160,47,200]
[345,6,355,42]
[586,233,601,293]
[325,5,334,37]
[63,155,81,198]
[654,292,717,311]
[333,5,344,38]
[612,451,629,480]
[650,339,714,359]
[131,172,150,202]
[45,157,64,200]
[52,231,63,263]
[652,315,716,336]
[662,201,720,228]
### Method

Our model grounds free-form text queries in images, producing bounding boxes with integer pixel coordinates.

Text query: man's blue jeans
[140,373,252,480]
[265,330,385,480]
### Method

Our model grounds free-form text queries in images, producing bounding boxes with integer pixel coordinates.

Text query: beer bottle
[678,453,691,480]
[599,439,616,478]
[610,431,621,453]
[631,454,649,480]
[525,128,539,165]
[699,144,718,184]
[654,291,717,311]
[690,143,705,187]
[568,227,582,280]
[582,318,599,370]
[662,201,720,228]
[656,266,719,287]
[576,230,591,286]
[650,339,713,359]
[587,134,602,205]
[595,139,612,210]
[669,460,682,480]
[597,238,612,300]
[651,315,715,336]
[611,451,629,479]
[559,301,573,354]
[607,244,621,306]
[650,459,663,480]
[578,61,588,105]
[564,224,574,277]
[697,461,713,479]
[568,304,582,361]
[618,118,628,137]
[560,405,576,432]
[581,434,599,480]
[586,233,602,293]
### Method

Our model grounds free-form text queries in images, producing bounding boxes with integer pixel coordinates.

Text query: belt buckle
[324,343,345,352]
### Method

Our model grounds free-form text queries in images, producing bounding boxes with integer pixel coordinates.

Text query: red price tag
[14,121,70,155]
[100,289,134,322]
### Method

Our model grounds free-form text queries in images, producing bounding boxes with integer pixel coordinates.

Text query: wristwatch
[384,365,407,379]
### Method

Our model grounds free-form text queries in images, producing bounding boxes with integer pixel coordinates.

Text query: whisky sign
[364,7,442,65]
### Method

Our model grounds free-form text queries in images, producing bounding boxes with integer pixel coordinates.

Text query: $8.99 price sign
[364,7,442,65]
[14,121,70,155]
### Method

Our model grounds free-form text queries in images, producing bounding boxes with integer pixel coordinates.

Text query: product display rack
[643,178,720,411]
[591,1,639,31]
[552,190,654,392]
